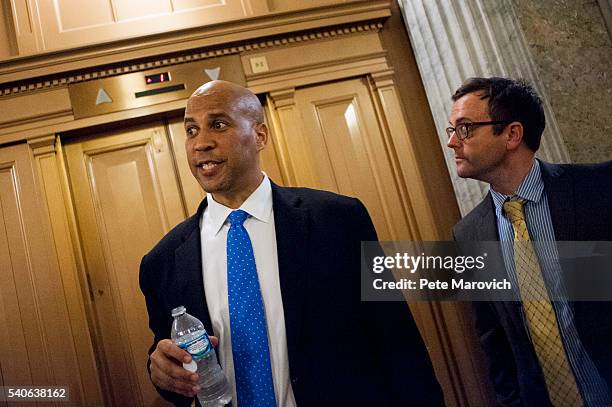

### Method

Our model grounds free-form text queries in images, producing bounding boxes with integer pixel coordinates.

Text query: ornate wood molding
[0,1,390,93]
[369,69,396,89]
[1,21,384,97]
[268,88,296,108]
[27,135,57,155]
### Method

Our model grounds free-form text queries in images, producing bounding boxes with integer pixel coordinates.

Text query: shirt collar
[490,159,544,214]
[207,173,273,236]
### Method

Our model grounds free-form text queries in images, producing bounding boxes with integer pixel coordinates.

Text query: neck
[213,172,264,209]
[489,156,535,195]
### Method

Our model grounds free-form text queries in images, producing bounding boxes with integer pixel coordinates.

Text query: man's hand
[150,336,219,397]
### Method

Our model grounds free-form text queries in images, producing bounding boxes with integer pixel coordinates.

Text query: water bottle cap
[182,360,197,372]
[171,306,186,317]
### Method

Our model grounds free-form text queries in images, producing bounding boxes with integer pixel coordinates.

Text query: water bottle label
[178,333,212,361]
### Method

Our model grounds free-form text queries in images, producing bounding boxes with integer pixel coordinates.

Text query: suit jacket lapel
[473,192,499,241]
[271,183,309,372]
[474,193,509,289]
[540,161,575,241]
[170,198,214,334]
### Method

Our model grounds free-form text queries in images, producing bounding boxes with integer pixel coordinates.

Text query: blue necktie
[227,210,276,407]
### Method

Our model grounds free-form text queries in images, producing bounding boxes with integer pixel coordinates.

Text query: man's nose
[193,132,216,151]
[447,132,460,149]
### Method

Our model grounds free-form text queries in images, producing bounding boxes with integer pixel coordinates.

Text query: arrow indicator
[95,88,112,105]
[205,67,221,81]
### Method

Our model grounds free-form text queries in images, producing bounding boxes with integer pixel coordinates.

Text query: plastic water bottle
[171,306,232,407]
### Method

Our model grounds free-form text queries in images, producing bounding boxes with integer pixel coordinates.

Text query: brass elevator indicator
[145,72,171,84]
[68,55,245,119]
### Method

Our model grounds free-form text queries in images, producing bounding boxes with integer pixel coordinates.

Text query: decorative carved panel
[15,0,262,53]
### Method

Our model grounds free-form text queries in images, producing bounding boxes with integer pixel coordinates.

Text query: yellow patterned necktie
[503,197,583,407]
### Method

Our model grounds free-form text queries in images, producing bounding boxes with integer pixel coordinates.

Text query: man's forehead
[450,93,489,122]
[184,95,236,125]
[456,91,487,103]
[186,91,232,112]
[453,93,488,110]
[187,90,227,105]
[185,110,229,120]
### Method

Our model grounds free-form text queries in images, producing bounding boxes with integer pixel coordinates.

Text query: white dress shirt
[200,175,296,407]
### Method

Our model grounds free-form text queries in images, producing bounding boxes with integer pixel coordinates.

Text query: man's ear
[255,122,268,151]
[506,121,524,150]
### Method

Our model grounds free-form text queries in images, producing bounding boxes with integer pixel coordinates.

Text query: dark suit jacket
[140,182,443,406]
[453,161,612,406]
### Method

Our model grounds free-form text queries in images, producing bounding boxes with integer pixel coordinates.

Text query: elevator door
[64,115,283,406]
[65,121,191,406]
[268,78,415,241]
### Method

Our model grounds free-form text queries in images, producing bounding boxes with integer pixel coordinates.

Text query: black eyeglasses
[446,121,510,141]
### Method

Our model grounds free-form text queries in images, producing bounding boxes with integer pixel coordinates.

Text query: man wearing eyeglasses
[448,77,612,406]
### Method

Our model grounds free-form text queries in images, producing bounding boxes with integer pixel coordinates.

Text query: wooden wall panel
[65,124,186,406]
[0,0,16,59]
[0,89,72,129]
[113,0,171,22]
[7,0,40,54]
[0,153,37,388]
[29,136,105,406]
[0,143,86,405]
[266,89,316,188]
[56,0,114,30]
[270,78,415,241]
[25,0,262,52]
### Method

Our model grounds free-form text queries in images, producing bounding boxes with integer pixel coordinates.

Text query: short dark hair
[451,77,545,152]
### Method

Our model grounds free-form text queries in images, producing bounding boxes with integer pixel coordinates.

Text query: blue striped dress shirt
[490,159,610,406]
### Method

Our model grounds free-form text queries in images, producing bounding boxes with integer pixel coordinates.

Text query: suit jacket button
[291,377,298,384]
